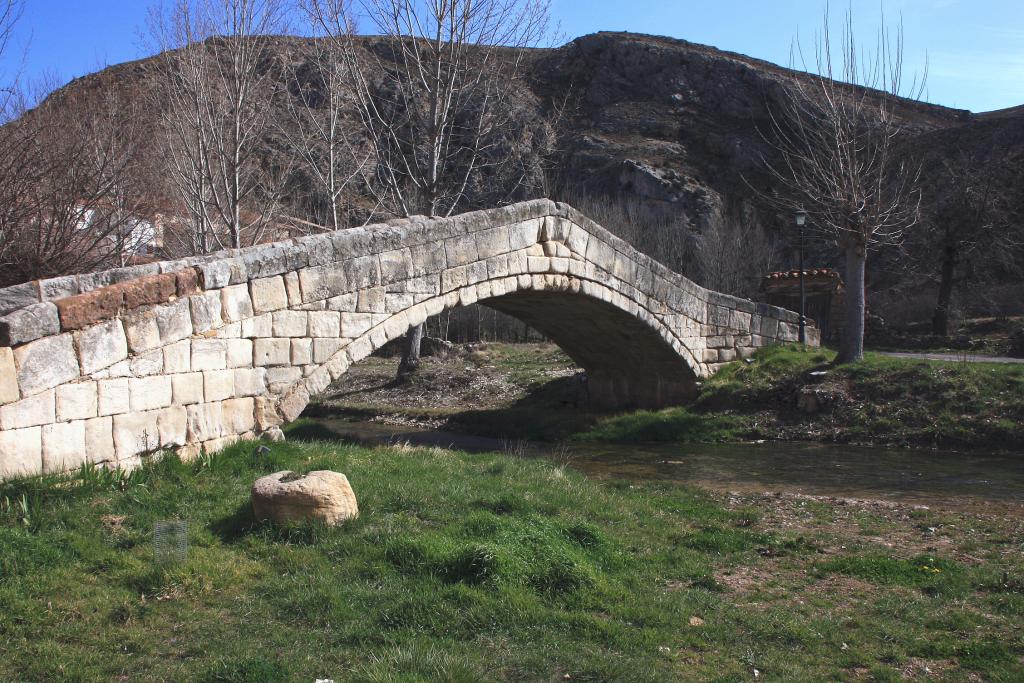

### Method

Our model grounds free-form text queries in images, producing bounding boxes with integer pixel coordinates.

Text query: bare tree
[761,8,925,362]
[914,151,1018,335]
[280,34,365,231]
[148,0,290,254]
[0,84,148,286]
[302,0,552,379]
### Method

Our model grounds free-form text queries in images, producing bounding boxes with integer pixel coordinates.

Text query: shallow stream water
[307,417,1024,510]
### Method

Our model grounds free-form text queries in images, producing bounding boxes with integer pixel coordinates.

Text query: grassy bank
[581,346,1024,450]
[1,434,1022,681]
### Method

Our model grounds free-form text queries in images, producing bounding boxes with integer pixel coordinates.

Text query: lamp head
[795,210,808,227]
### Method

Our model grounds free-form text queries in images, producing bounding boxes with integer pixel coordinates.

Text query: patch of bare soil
[318,343,579,415]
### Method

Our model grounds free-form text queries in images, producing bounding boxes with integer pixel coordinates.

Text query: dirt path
[878,351,1024,364]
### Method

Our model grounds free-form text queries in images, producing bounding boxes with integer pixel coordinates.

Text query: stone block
[130,349,164,377]
[409,242,447,277]
[0,426,42,479]
[113,411,160,459]
[283,271,302,306]
[42,420,87,473]
[155,298,193,344]
[250,276,288,314]
[203,369,235,402]
[189,291,223,333]
[254,396,282,430]
[84,416,115,464]
[221,284,254,323]
[186,402,223,442]
[440,266,469,293]
[157,406,188,448]
[313,338,344,363]
[227,338,253,368]
[326,292,357,312]
[527,256,551,273]
[298,265,346,303]
[197,260,232,290]
[279,385,310,422]
[77,319,129,375]
[129,376,173,412]
[291,338,313,365]
[702,348,719,363]
[0,389,55,430]
[221,397,255,435]
[384,293,414,314]
[192,339,227,371]
[266,366,303,393]
[175,268,201,297]
[14,333,80,396]
[123,312,160,354]
[273,310,308,337]
[340,312,374,338]
[305,366,332,397]
[120,272,177,310]
[233,368,267,397]
[308,311,341,338]
[565,223,590,256]
[163,340,192,374]
[55,287,122,331]
[730,309,752,333]
[718,348,737,362]
[355,287,383,314]
[171,372,205,406]
[0,302,60,346]
[508,218,542,250]
[444,234,478,267]
[56,382,97,421]
[0,282,41,316]
[254,338,291,367]
[343,256,379,291]
[241,313,272,338]
[0,347,18,405]
[379,248,413,283]
[98,379,130,416]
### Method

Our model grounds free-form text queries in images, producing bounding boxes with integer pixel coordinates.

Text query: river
[306,417,1024,509]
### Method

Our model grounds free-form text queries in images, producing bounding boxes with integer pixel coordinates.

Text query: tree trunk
[931,246,957,337]
[837,242,866,364]
[397,322,424,381]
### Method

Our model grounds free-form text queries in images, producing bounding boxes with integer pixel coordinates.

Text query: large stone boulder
[251,470,359,526]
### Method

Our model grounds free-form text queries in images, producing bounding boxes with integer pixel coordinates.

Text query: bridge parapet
[0,199,815,480]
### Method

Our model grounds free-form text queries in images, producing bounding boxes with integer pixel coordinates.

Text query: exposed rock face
[251,470,359,526]
[31,31,1020,283]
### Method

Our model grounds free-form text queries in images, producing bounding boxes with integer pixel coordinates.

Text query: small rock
[251,470,359,526]
[689,616,705,626]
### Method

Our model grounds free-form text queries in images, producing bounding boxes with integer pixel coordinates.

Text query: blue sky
[3,0,1021,112]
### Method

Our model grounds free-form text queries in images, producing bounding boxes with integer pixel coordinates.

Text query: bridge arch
[0,199,813,479]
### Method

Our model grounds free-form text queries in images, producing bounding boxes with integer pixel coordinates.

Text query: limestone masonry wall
[0,199,816,480]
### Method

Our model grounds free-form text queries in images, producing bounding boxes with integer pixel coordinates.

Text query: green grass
[1,432,1022,681]
[577,345,1024,450]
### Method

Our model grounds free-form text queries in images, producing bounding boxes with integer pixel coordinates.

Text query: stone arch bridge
[0,200,816,480]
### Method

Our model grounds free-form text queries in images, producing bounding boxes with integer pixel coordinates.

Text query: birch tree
[302,0,552,378]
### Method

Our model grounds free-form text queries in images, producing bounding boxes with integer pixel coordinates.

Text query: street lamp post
[795,210,808,345]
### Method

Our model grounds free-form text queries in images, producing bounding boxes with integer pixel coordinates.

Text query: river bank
[312,342,1024,453]
[1,435,1021,681]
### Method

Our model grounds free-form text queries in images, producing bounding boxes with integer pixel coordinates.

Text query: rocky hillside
[34,31,1024,317]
